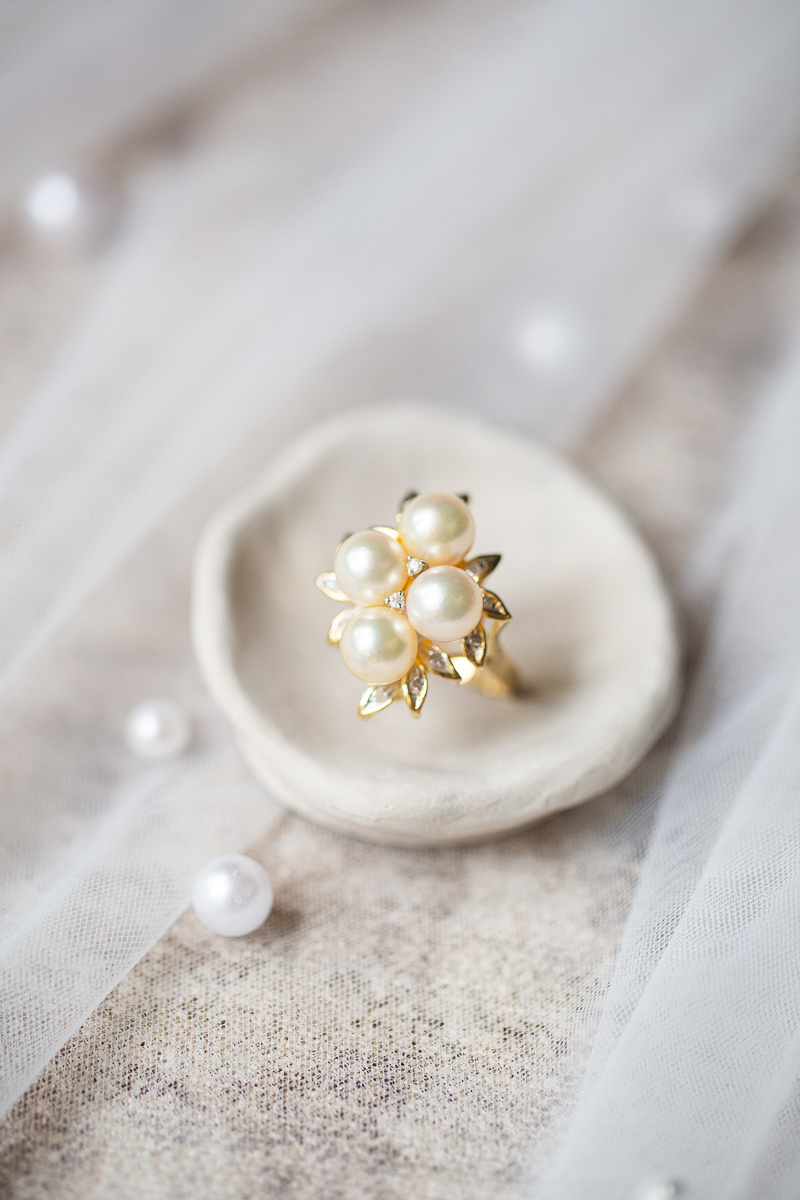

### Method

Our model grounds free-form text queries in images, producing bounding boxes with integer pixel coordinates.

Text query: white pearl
[23,170,115,252]
[125,699,192,760]
[398,492,474,566]
[191,854,273,937]
[339,607,418,684]
[517,311,581,373]
[333,530,408,605]
[406,565,483,643]
[631,1180,684,1200]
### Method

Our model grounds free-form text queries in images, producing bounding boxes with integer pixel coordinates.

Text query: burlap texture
[1,166,799,1200]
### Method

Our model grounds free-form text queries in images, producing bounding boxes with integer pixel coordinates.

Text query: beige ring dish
[192,405,680,846]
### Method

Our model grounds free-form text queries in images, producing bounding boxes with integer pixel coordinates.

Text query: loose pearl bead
[334,530,408,605]
[125,699,192,760]
[192,854,273,937]
[339,607,418,684]
[631,1181,684,1200]
[406,565,483,643]
[398,492,475,566]
[23,171,114,252]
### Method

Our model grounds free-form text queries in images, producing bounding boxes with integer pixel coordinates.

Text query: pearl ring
[316,491,516,717]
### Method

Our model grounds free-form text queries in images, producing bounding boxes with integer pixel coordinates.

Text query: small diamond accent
[359,681,401,717]
[404,662,428,712]
[384,591,406,610]
[463,624,486,666]
[481,588,511,620]
[429,649,448,672]
[418,641,460,679]
[406,556,428,578]
[407,667,425,698]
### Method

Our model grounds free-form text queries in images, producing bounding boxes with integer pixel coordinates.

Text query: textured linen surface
[1,171,799,1199]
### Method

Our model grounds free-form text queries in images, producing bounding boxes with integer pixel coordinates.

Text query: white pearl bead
[406,565,483,643]
[631,1181,684,1200]
[191,854,273,937]
[125,699,192,761]
[23,171,114,252]
[333,530,408,605]
[398,492,475,566]
[339,607,418,684]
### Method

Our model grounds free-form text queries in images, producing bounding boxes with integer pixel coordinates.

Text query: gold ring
[316,490,516,718]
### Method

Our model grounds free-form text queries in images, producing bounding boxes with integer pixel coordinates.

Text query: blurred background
[1,2,800,1198]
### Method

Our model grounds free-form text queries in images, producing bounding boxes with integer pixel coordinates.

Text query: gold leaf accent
[358,681,401,718]
[316,572,350,602]
[402,662,428,714]
[462,622,486,666]
[396,490,419,522]
[327,606,358,645]
[481,588,512,621]
[371,525,401,540]
[417,639,460,680]
[464,554,501,583]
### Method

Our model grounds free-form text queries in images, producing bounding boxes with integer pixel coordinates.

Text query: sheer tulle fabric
[0,1,799,1196]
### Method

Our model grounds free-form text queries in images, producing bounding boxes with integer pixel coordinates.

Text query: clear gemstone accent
[407,666,424,697]
[403,662,428,713]
[384,591,406,610]
[406,556,428,578]
[462,623,486,666]
[358,681,401,717]
[481,588,511,621]
[418,640,460,680]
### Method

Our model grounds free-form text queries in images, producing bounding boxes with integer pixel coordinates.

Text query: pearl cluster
[332,492,478,685]
[317,491,512,718]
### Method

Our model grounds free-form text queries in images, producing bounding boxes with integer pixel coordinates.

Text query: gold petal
[316,572,350,602]
[417,639,460,680]
[327,606,358,645]
[358,681,401,718]
[481,588,512,621]
[371,525,401,540]
[402,662,428,714]
[396,490,419,522]
[462,621,486,666]
[464,554,501,583]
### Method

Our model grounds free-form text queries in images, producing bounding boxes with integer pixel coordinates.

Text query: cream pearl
[339,607,418,684]
[406,565,483,643]
[334,530,408,605]
[398,492,475,565]
[125,699,192,760]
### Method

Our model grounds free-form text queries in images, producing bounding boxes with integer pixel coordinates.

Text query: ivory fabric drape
[1,2,800,1196]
